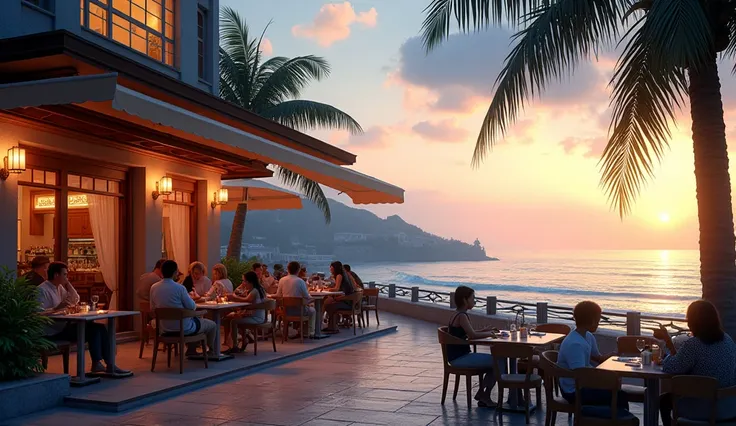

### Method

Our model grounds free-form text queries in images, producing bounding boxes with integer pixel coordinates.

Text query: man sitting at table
[38,261,128,374]
[24,256,50,288]
[276,261,316,338]
[137,258,166,301]
[150,260,217,356]
[557,300,626,408]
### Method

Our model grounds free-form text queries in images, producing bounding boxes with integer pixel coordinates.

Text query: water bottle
[641,345,652,366]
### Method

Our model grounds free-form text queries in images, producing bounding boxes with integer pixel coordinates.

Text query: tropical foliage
[219,6,363,259]
[422,0,736,333]
[220,256,259,286]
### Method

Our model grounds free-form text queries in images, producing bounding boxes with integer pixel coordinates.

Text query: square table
[194,301,251,361]
[47,310,140,387]
[470,332,566,411]
[597,357,670,426]
[309,291,344,339]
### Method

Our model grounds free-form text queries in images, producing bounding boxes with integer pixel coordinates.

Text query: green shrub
[0,268,54,381]
[221,256,258,286]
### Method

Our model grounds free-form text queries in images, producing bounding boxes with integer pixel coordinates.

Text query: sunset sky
[223,0,736,251]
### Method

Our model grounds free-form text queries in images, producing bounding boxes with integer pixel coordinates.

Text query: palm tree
[219,7,363,260]
[422,0,736,333]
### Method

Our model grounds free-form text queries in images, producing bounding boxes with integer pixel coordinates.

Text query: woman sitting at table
[191,263,233,302]
[183,261,212,298]
[657,300,736,425]
[323,261,356,333]
[447,285,499,408]
[224,271,266,354]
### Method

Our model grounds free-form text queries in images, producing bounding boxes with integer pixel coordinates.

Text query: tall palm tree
[422,0,736,333]
[219,7,363,260]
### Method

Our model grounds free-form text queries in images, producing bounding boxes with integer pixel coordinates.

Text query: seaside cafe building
[0,1,403,333]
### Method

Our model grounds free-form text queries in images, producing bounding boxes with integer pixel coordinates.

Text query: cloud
[412,120,469,143]
[560,136,608,158]
[345,126,392,148]
[292,2,377,47]
[260,37,273,55]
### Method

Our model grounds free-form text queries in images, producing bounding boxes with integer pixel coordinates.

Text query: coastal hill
[220,199,495,263]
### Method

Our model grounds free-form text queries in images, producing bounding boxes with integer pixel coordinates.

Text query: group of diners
[446,285,736,423]
[138,258,365,356]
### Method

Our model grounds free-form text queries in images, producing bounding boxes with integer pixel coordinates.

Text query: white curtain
[165,203,190,270]
[87,194,119,310]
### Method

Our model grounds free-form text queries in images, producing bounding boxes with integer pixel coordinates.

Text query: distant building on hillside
[334,232,370,242]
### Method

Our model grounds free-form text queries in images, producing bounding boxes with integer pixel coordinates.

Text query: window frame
[197,5,207,81]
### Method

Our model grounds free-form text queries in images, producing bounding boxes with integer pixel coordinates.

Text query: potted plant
[0,268,54,381]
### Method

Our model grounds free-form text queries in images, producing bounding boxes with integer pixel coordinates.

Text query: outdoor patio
[4,312,656,426]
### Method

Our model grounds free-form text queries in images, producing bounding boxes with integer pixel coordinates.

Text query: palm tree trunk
[689,54,736,336]
[226,203,248,260]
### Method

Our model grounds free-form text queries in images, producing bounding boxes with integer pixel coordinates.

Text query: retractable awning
[222,179,302,212]
[0,73,404,204]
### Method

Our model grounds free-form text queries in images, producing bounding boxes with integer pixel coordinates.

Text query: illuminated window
[80,0,175,67]
[197,6,206,80]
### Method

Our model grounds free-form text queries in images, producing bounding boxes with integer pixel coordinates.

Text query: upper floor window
[80,0,175,67]
[197,6,206,80]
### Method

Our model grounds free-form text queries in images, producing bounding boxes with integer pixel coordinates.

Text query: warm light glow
[34,194,89,210]
[159,176,173,195]
[660,250,669,262]
[7,146,26,173]
[217,188,229,205]
[659,212,671,223]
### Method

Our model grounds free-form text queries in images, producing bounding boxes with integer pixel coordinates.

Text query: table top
[48,310,140,321]
[597,357,671,379]
[310,291,344,297]
[195,301,251,310]
[470,332,566,346]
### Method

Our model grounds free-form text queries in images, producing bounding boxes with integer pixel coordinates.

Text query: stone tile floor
[3,312,654,425]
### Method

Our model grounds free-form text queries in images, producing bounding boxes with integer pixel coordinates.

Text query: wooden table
[194,301,251,361]
[309,291,344,339]
[47,310,139,387]
[470,332,566,412]
[597,357,670,426]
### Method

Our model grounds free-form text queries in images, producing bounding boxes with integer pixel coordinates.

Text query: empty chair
[492,343,542,424]
[616,335,662,403]
[361,287,380,326]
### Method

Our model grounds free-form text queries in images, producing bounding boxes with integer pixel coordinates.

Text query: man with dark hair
[276,261,315,338]
[23,256,50,287]
[38,262,128,373]
[150,260,218,356]
[343,265,364,289]
[557,300,622,407]
[137,258,166,301]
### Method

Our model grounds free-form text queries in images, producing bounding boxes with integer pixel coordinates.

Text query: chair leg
[179,342,185,374]
[353,314,357,335]
[167,344,172,368]
[271,326,277,352]
[300,322,304,343]
[375,309,379,325]
[545,407,551,426]
[151,338,159,372]
[524,387,531,424]
[62,347,70,375]
[441,371,449,404]
[365,309,370,327]
[282,321,288,344]
[536,385,542,407]
[139,333,146,359]
[465,375,472,408]
[453,374,460,400]
[497,387,505,414]
[253,329,258,356]
[202,340,208,369]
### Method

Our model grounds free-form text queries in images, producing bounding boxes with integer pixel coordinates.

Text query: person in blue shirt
[557,301,626,408]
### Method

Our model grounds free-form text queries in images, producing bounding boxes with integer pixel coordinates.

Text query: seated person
[150,260,217,357]
[324,261,356,332]
[260,265,278,295]
[658,300,736,425]
[225,271,267,353]
[24,256,50,287]
[183,261,212,298]
[194,263,233,302]
[276,261,316,338]
[298,266,308,280]
[272,264,286,281]
[137,258,165,301]
[448,285,499,408]
[557,301,624,408]
[38,262,128,374]
[343,264,364,289]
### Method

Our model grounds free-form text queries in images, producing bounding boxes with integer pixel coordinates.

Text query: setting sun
[659,212,671,223]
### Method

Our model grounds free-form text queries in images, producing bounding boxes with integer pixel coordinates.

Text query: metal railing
[370,282,689,336]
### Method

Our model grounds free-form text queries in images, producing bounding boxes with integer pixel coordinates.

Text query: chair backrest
[491,343,534,383]
[536,323,571,335]
[279,297,307,308]
[244,299,278,324]
[671,375,719,425]
[362,288,379,307]
[139,301,152,323]
[539,350,575,397]
[574,367,625,420]
[437,326,471,366]
[616,335,661,356]
[154,308,198,337]
[347,290,363,313]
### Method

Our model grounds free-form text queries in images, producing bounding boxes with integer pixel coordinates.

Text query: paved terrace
[3,313,655,426]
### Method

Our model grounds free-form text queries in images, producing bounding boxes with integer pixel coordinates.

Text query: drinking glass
[510,324,517,333]
[636,338,646,354]
[91,295,99,310]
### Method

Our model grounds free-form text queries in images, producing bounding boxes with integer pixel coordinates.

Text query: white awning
[222,179,302,212]
[0,74,404,205]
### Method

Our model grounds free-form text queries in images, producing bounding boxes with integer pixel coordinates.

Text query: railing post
[486,296,497,315]
[536,302,548,324]
[450,292,456,309]
[388,284,396,298]
[411,286,419,302]
[627,312,641,336]
[368,281,376,289]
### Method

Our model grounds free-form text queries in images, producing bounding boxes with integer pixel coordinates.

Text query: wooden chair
[362,288,380,326]
[492,343,543,424]
[138,301,157,358]
[333,291,363,336]
[520,323,572,378]
[277,297,310,343]
[670,375,736,426]
[573,367,639,426]
[539,350,574,426]
[437,327,493,408]
[151,308,208,374]
[41,340,71,375]
[237,299,278,355]
[616,335,661,403]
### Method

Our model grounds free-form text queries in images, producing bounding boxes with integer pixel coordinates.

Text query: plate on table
[614,357,641,363]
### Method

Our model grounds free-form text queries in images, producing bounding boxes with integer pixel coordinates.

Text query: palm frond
[260,100,363,134]
[275,167,331,223]
[470,0,624,166]
[421,0,549,51]
[219,49,248,107]
[250,56,331,112]
[600,19,688,217]
[220,6,259,106]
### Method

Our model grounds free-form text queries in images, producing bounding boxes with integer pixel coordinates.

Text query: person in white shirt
[276,261,316,338]
[150,260,218,356]
[195,263,233,301]
[137,258,165,301]
[183,261,212,298]
[261,264,277,295]
[38,262,128,374]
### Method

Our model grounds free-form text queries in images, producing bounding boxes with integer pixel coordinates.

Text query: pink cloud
[345,126,393,148]
[260,37,273,55]
[412,120,469,143]
[292,2,377,47]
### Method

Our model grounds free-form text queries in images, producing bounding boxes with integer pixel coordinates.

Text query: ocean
[355,250,702,317]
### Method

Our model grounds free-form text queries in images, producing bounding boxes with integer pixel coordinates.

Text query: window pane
[147,12,161,31]
[88,5,108,36]
[165,42,174,66]
[32,170,45,184]
[80,0,84,24]
[81,176,94,190]
[108,181,119,193]
[147,0,161,19]
[165,22,173,39]
[164,0,173,12]
[112,0,130,15]
[131,3,145,22]
[131,32,146,54]
[19,168,32,183]
[132,0,144,8]
[68,174,81,188]
[175,191,182,202]
[183,192,191,203]
[45,171,57,185]
[94,179,108,192]
[147,33,162,60]
[112,23,131,45]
